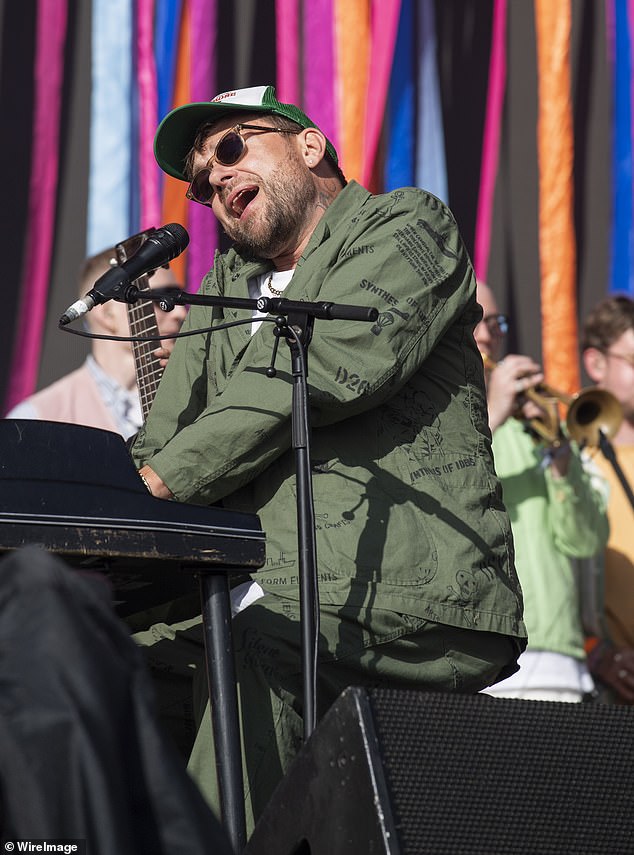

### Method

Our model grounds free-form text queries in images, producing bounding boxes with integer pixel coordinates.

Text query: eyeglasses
[482,313,509,336]
[186,123,302,207]
[604,350,634,368]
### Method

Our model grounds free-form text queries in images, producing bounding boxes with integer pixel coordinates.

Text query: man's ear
[583,347,606,384]
[298,127,327,168]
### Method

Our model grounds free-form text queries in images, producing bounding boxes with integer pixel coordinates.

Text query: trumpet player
[476,282,609,702]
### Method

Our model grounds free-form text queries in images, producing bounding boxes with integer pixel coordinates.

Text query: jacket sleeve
[132,188,479,505]
[544,449,610,558]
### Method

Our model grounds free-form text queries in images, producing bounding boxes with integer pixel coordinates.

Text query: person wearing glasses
[581,296,634,704]
[5,247,187,439]
[476,281,608,703]
[130,85,527,833]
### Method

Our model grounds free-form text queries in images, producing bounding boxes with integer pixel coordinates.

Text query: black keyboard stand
[197,570,247,850]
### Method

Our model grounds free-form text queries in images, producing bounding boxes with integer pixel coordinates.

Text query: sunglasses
[482,313,510,336]
[186,123,302,207]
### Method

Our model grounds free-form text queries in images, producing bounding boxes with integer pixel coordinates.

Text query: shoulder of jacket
[373,186,456,220]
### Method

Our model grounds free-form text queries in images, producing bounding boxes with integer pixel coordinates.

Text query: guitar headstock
[114,228,164,420]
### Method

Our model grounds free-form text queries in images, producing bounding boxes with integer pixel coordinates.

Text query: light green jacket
[492,418,609,657]
[132,181,527,643]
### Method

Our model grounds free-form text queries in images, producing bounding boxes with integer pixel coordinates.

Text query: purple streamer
[188,0,218,293]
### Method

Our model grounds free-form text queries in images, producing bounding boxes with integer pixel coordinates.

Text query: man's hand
[486,354,544,433]
[138,465,174,500]
[589,643,634,704]
[153,340,176,369]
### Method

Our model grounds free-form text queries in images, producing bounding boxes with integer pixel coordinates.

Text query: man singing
[131,85,526,833]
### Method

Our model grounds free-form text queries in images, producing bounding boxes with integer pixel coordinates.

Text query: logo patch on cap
[210,86,268,107]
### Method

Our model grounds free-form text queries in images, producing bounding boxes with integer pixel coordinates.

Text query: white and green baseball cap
[154,84,339,181]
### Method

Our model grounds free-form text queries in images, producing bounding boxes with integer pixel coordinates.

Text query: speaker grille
[368,688,634,854]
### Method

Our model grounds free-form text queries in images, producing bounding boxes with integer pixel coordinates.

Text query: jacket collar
[222,181,371,349]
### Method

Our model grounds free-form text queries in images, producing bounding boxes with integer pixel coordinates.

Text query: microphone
[59,223,189,326]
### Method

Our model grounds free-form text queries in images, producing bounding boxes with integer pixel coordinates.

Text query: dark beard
[223,162,317,259]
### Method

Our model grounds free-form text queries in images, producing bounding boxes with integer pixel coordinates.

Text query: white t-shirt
[483,649,595,702]
[248,269,295,334]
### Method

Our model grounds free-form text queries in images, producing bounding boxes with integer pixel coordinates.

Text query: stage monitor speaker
[244,685,634,855]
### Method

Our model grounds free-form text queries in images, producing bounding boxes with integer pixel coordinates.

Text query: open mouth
[230,186,259,217]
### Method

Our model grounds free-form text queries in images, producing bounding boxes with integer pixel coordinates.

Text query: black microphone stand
[266,309,320,737]
[132,286,378,847]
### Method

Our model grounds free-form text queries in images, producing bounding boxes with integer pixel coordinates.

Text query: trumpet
[480,352,623,448]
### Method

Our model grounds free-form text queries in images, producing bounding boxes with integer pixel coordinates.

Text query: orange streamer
[534,0,578,395]
[161,0,191,285]
[334,0,370,182]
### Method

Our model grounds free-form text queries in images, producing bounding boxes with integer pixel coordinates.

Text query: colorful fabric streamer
[161,1,191,287]
[276,0,300,106]
[303,0,338,156]
[473,0,507,283]
[415,0,447,203]
[361,0,401,189]
[87,0,133,255]
[609,0,634,295]
[187,0,218,293]
[385,0,415,191]
[155,0,183,124]
[534,0,579,394]
[6,0,68,411]
[137,0,161,231]
[334,0,370,182]
[10,0,622,408]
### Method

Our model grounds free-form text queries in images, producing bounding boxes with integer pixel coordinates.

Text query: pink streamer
[276,0,300,105]
[137,0,161,230]
[188,0,217,293]
[361,0,401,188]
[5,0,68,412]
[473,0,507,283]
[303,0,338,156]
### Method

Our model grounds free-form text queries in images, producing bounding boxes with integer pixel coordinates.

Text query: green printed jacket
[132,181,527,642]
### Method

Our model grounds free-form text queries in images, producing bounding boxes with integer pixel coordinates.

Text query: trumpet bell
[566,387,623,447]
[479,350,624,448]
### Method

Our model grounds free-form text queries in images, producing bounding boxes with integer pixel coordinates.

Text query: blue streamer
[415,0,448,203]
[155,0,182,122]
[87,0,133,255]
[610,0,634,295]
[385,0,415,191]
